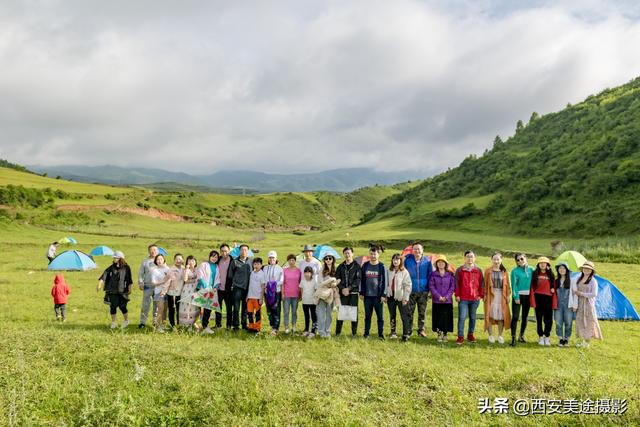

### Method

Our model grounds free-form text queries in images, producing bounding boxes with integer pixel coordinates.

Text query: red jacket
[529,270,558,310]
[454,265,484,301]
[51,274,70,304]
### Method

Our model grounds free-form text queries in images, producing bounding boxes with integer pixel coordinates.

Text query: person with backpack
[97,251,133,330]
[264,251,284,335]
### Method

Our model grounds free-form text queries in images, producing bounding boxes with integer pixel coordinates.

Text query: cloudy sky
[1,0,639,176]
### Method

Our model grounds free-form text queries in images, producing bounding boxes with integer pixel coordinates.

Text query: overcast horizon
[1,0,640,175]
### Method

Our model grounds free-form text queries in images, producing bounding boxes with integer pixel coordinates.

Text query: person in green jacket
[509,252,534,346]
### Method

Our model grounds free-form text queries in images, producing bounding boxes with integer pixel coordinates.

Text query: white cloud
[0,0,639,175]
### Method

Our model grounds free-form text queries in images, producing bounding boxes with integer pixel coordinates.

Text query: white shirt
[151,266,170,296]
[263,264,284,292]
[47,244,56,258]
[247,270,266,300]
[299,258,322,281]
[299,277,318,305]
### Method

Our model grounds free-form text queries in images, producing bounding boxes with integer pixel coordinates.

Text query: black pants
[510,295,531,337]
[231,286,248,329]
[216,288,232,328]
[364,296,384,338]
[408,291,428,334]
[166,295,180,327]
[336,293,358,336]
[267,292,282,331]
[302,304,317,333]
[54,303,66,319]
[202,309,212,328]
[108,294,128,315]
[534,293,553,337]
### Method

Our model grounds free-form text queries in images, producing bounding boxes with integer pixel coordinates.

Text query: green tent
[555,250,588,271]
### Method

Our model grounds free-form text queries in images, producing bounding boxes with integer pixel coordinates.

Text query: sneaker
[456,336,464,346]
[138,324,145,329]
[390,333,398,340]
[564,339,570,347]
[121,320,129,329]
[497,336,504,345]
[363,335,370,340]
[156,325,165,333]
[307,333,315,339]
[544,337,551,346]
[558,339,565,347]
[402,336,409,342]
[437,335,443,343]
[285,328,290,335]
[110,322,117,330]
[203,327,214,335]
[419,330,427,338]
[488,335,495,344]
[538,337,545,346]
[510,336,516,347]
[467,334,476,343]
[61,318,66,323]
[442,335,448,342]
[518,335,526,343]
[378,335,385,341]
[302,331,309,337]
[56,316,61,321]
[271,330,278,336]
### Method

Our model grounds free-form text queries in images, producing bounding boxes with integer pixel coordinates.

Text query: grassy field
[0,219,639,426]
[1,169,639,425]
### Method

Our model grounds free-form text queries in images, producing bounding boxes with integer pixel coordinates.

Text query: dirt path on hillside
[57,204,189,222]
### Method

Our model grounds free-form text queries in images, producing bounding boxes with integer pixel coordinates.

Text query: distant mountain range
[27,164,418,192]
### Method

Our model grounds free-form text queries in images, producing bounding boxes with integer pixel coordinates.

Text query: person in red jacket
[454,250,484,345]
[51,274,70,321]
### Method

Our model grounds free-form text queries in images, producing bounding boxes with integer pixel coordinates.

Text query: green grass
[1,221,639,426]
[0,168,131,195]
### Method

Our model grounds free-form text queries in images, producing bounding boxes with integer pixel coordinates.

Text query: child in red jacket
[51,274,70,321]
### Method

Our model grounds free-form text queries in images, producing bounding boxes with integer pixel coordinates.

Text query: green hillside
[365,77,640,238]
[0,166,409,235]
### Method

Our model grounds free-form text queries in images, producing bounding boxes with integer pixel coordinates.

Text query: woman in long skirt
[179,256,200,330]
[570,261,602,347]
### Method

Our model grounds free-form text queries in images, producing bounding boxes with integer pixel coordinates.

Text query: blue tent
[570,272,639,320]
[230,246,254,259]
[48,250,97,271]
[90,246,114,257]
[157,247,168,256]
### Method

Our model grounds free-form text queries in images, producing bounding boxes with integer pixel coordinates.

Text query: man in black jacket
[335,247,361,336]
[229,244,252,330]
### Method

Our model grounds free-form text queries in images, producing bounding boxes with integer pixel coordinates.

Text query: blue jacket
[404,254,432,294]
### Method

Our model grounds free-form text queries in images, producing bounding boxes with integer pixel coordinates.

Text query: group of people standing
[93,242,603,347]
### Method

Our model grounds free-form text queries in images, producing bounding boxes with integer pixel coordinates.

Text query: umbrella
[313,245,341,261]
[59,237,78,245]
[230,246,254,259]
[90,246,115,257]
[555,251,588,272]
[401,245,414,257]
[48,250,96,271]
[157,246,168,256]
[355,255,370,266]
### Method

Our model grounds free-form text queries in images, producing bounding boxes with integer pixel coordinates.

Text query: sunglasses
[517,257,525,262]
[324,257,334,260]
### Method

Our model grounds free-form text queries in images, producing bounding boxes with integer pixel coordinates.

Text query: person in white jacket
[263,251,284,335]
[386,253,412,341]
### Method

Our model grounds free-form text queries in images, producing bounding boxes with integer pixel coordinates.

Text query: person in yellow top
[483,252,512,344]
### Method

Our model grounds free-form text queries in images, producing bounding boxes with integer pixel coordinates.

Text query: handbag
[337,305,357,322]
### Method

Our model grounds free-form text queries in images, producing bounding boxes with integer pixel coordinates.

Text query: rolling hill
[364,76,640,238]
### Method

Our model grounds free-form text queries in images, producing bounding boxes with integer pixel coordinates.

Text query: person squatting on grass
[455,250,484,345]
[360,245,387,340]
[387,253,413,342]
[97,251,133,330]
[282,254,302,334]
[246,258,266,333]
[264,251,284,335]
[530,257,556,347]
[300,266,318,337]
[483,252,512,345]
[51,273,70,322]
[138,244,159,328]
[510,253,534,346]
[428,255,454,343]
[335,246,361,336]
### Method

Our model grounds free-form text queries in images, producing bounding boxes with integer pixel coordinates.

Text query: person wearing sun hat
[97,250,133,330]
[529,256,556,346]
[300,244,322,282]
[569,261,602,347]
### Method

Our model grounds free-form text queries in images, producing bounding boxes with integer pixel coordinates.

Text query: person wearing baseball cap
[97,250,133,330]
[264,250,284,335]
[571,261,602,347]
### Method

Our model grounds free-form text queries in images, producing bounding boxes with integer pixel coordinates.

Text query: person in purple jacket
[429,254,455,342]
